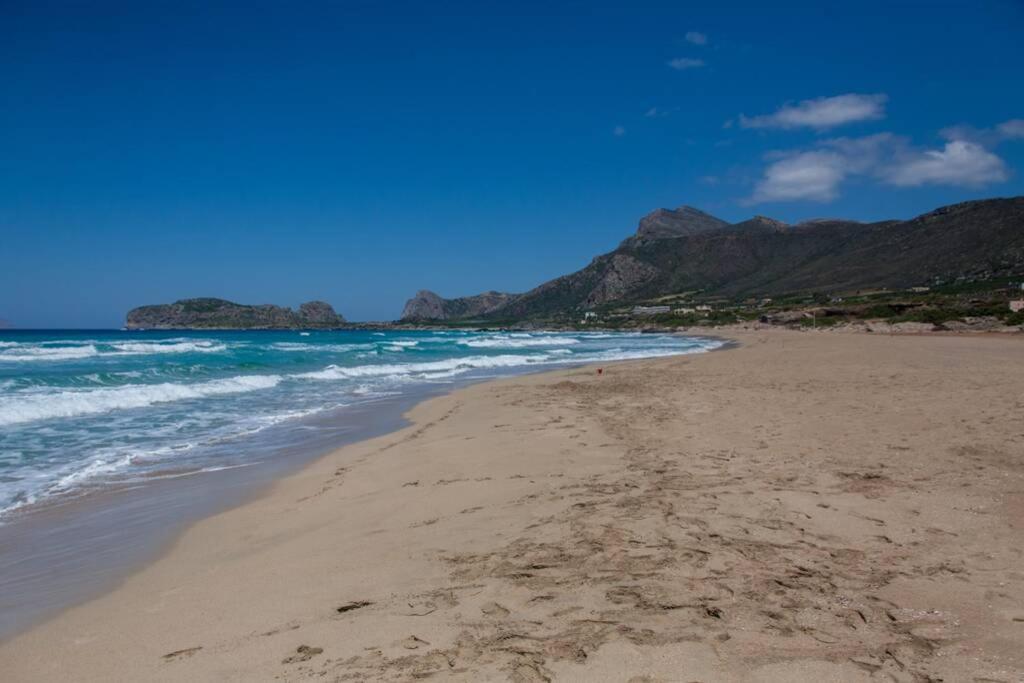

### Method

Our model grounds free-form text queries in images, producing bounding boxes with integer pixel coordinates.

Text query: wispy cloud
[739,94,888,131]
[685,31,707,45]
[613,125,626,137]
[1000,119,1024,139]
[939,118,1024,146]
[667,57,705,70]
[645,107,675,118]
[747,131,1009,203]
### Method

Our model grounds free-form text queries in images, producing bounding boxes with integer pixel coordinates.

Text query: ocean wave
[0,403,329,517]
[0,332,723,519]
[577,343,723,363]
[0,374,282,426]
[296,354,546,381]
[460,336,581,348]
[0,345,101,362]
[107,341,227,355]
[0,340,226,362]
[271,342,374,352]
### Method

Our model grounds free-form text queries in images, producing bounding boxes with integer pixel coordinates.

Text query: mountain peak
[400,290,517,321]
[731,215,789,233]
[628,205,729,244]
[751,215,787,227]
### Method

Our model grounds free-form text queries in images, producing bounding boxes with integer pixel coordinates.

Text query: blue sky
[2,0,1022,327]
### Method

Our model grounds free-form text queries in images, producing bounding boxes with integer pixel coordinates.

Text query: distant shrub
[862,304,899,318]
[798,315,841,327]
[891,308,965,325]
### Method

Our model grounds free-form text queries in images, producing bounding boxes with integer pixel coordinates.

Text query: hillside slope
[408,197,1024,321]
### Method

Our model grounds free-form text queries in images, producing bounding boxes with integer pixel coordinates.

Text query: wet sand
[2,330,1023,681]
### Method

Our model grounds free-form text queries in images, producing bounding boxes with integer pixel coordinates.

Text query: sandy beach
[2,330,1023,681]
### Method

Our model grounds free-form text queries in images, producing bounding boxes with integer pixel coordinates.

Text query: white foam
[51,453,135,493]
[461,336,580,349]
[107,341,226,355]
[0,375,282,426]
[0,340,226,362]
[296,354,545,381]
[272,342,374,352]
[0,345,100,362]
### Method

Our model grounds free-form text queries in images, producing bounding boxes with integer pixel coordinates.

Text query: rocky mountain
[400,290,516,322]
[125,298,346,329]
[621,205,729,246]
[402,197,1024,321]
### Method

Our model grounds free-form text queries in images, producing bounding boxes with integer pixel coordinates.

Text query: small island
[125,298,346,329]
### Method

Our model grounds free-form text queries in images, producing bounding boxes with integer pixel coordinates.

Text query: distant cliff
[400,290,517,322]
[125,298,346,329]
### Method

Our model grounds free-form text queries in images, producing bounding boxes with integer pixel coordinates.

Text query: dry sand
[2,330,1023,682]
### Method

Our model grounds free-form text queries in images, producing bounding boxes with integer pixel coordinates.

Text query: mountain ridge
[401,196,1024,321]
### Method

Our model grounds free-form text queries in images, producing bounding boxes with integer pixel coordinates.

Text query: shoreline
[0,386,436,642]
[0,335,725,643]
[2,330,1022,680]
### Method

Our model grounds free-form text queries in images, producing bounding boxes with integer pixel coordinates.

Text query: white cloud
[667,57,705,70]
[685,31,707,45]
[749,151,848,203]
[613,125,626,137]
[748,132,1009,203]
[883,140,1008,187]
[739,93,888,131]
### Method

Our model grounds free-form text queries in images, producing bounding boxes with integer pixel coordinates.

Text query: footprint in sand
[282,645,322,664]
[400,599,438,616]
[400,635,430,649]
[480,601,510,618]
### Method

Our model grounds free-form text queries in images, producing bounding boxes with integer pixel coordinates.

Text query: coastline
[0,384,443,642]
[0,333,725,643]
[2,329,1023,680]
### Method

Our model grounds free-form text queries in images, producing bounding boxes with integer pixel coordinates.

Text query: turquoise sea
[0,328,721,519]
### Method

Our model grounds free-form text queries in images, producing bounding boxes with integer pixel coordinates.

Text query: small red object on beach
[597,368,603,375]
